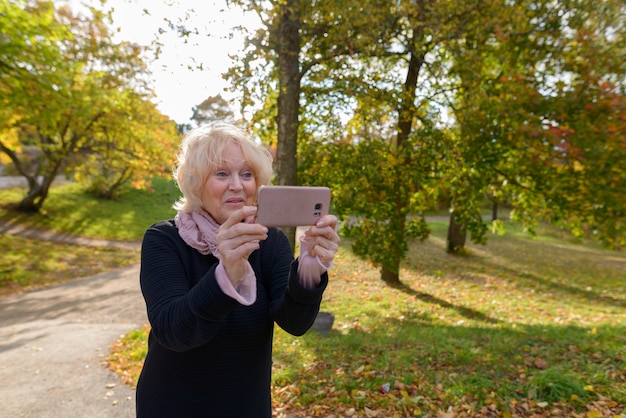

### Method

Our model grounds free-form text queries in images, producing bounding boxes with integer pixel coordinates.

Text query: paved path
[0,265,146,418]
[1,177,142,416]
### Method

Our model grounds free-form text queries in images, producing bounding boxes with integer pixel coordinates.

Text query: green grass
[266,227,626,416]
[0,234,140,296]
[107,324,150,387]
[0,177,179,241]
[0,179,178,293]
[107,221,626,416]
[1,181,624,416]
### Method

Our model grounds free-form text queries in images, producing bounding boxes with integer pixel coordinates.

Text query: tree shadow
[409,231,626,310]
[388,281,500,324]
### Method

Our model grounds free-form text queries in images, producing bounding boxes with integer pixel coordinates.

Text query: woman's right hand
[216,206,268,286]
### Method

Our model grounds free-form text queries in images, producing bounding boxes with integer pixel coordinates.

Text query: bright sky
[70,0,260,124]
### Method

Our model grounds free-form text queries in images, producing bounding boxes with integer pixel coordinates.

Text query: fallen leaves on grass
[106,324,150,388]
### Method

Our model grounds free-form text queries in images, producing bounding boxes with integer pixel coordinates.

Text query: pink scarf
[175,210,221,258]
[175,210,329,291]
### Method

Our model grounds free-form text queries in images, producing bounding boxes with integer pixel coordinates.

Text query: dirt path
[0,265,146,418]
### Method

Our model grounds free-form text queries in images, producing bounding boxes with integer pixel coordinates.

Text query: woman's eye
[241,171,254,179]
[216,171,228,177]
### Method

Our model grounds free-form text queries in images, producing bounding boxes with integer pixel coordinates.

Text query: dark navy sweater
[136,220,327,417]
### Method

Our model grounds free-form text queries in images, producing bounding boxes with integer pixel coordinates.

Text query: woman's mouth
[225,197,245,206]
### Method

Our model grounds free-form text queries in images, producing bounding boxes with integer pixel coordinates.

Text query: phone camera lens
[315,203,322,210]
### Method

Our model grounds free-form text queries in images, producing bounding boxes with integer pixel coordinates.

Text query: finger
[219,217,268,241]
[315,214,338,229]
[307,234,338,254]
[305,225,340,244]
[221,206,258,229]
[222,240,262,261]
[218,227,268,251]
[308,241,338,266]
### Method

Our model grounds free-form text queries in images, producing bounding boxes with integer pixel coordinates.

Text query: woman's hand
[302,214,340,267]
[216,206,268,286]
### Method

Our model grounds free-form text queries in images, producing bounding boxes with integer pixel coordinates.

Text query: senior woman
[136,122,340,417]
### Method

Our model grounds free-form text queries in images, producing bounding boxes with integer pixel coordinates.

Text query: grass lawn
[2,181,625,416]
[107,222,626,417]
[0,177,179,241]
[265,226,626,417]
[0,234,140,296]
[0,179,178,294]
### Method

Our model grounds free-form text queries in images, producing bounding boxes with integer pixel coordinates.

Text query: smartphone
[255,186,331,227]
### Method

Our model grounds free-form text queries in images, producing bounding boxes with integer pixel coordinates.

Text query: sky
[69,0,260,124]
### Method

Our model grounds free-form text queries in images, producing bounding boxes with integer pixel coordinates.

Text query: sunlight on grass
[107,324,150,388]
[0,179,179,241]
[0,234,140,296]
[107,222,626,416]
[3,181,623,416]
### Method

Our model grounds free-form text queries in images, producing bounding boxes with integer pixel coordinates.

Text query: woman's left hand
[302,214,340,266]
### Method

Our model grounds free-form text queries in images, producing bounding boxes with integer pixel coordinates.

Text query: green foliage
[448,0,626,251]
[75,93,181,200]
[299,119,449,278]
[0,0,174,211]
[523,369,589,404]
[227,0,626,286]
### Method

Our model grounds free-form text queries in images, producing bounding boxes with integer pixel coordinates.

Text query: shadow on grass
[274,319,626,408]
[409,230,626,311]
[389,281,500,324]
[0,179,179,241]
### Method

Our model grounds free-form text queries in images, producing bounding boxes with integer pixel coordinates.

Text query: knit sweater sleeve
[139,221,241,352]
[260,228,328,336]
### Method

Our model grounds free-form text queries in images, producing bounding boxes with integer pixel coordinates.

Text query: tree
[0,0,157,211]
[190,94,235,127]
[0,0,71,208]
[299,1,495,283]
[223,0,302,247]
[228,0,626,284]
[447,0,626,251]
[74,91,180,199]
[229,0,459,281]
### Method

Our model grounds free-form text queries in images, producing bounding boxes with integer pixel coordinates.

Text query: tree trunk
[381,266,400,286]
[447,212,467,253]
[17,175,55,212]
[16,158,62,212]
[275,0,302,250]
[382,24,426,283]
[492,201,498,221]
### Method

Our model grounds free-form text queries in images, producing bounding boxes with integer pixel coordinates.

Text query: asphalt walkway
[0,187,145,418]
[0,264,145,418]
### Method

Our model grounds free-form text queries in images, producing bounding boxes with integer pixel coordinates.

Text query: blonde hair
[173,122,273,212]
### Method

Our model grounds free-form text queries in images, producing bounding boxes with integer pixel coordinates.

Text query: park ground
[1,179,625,417]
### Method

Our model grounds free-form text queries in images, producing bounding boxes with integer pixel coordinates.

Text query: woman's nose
[229,175,243,191]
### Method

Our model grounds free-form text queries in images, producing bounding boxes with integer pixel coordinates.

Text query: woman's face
[201,143,257,224]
